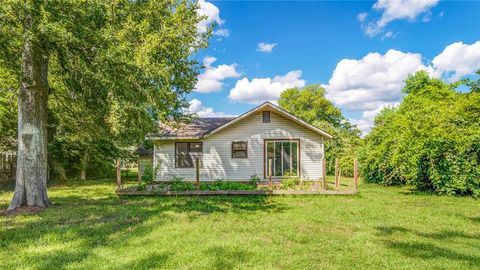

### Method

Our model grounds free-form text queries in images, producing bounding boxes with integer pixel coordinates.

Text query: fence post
[335,158,339,188]
[116,158,122,191]
[268,159,273,189]
[195,157,200,190]
[322,158,326,190]
[354,158,358,192]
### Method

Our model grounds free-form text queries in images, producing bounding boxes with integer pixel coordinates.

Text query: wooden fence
[0,153,16,183]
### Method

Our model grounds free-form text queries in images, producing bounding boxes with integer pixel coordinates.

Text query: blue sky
[189,0,480,133]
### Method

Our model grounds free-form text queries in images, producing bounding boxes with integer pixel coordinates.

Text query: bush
[141,164,154,184]
[137,182,147,191]
[250,174,261,184]
[169,176,196,191]
[281,170,300,189]
[200,180,256,191]
[360,71,480,196]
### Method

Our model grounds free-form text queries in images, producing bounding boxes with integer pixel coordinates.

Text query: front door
[265,140,299,178]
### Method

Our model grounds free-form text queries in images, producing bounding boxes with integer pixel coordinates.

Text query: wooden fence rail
[0,153,16,183]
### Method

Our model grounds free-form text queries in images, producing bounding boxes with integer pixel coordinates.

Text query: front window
[175,142,203,168]
[265,140,299,177]
[232,141,248,158]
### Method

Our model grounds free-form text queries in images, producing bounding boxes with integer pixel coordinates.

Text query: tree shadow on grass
[118,251,171,270]
[383,241,480,265]
[0,181,288,269]
[376,226,480,267]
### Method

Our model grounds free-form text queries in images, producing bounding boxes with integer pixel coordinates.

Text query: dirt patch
[0,206,46,216]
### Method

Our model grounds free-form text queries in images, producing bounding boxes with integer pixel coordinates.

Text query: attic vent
[262,111,270,123]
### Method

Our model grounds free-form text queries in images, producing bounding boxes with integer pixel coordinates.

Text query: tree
[278,84,344,127]
[0,65,18,152]
[462,70,480,93]
[278,84,362,176]
[361,71,480,196]
[0,0,208,210]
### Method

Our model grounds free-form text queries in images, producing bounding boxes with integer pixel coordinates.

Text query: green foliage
[250,174,261,184]
[278,84,363,177]
[141,164,154,184]
[0,64,17,152]
[0,0,211,179]
[361,71,480,196]
[281,179,299,190]
[278,84,344,127]
[168,176,195,191]
[461,70,480,93]
[200,180,256,191]
[137,181,147,191]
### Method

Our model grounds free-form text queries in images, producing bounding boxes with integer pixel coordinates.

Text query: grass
[0,178,479,270]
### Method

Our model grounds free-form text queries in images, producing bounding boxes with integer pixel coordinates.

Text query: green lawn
[0,179,479,270]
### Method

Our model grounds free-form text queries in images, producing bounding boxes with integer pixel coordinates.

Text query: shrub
[141,164,154,184]
[360,71,480,196]
[250,174,261,184]
[169,176,196,191]
[282,170,300,189]
[199,180,256,191]
[137,182,147,191]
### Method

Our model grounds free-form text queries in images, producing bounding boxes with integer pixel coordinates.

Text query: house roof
[147,117,236,140]
[135,145,154,156]
[146,102,333,140]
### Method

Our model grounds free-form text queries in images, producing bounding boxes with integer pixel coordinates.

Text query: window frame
[175,142,203,168]
[264,139,300,178]
[262,111,271,123]
[231,141,248,159]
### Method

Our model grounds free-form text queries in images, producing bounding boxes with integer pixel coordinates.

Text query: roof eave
[145,136,203,141]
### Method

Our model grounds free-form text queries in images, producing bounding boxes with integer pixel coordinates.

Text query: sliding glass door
[265,140,299,177]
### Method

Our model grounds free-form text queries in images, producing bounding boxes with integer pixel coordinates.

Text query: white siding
[154,110,325,181]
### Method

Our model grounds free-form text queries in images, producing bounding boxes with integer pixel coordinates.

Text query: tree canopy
[361,71,480,196]
[0,0,209,209]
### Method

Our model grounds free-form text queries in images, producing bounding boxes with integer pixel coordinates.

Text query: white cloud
[213,29,230,37]
[257,42,278,53]
[324,41,480,135]
[229,70,306,104]
[325,49,427,111]
[382,31,398,40]
[357,12,368,22]
[360,0,439,37]
[432,41,480,81]
[195,56,240,93]
[350,102,398,135]
[197,0,229,37]
[188,99,234,117]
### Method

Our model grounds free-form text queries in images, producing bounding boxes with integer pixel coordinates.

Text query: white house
[146,102,332,181]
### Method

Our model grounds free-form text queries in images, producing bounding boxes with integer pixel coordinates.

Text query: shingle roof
[146,101,333,140]
[151,117,236,139]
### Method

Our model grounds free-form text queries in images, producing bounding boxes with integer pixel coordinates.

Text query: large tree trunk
[8,37,51,210]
